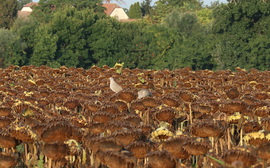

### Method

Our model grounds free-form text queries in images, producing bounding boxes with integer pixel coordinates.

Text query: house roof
[102,3,121,16]
[23,2,39,7]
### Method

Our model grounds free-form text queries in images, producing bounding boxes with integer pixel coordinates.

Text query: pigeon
[138,89,152,99]
[109,77,123,93]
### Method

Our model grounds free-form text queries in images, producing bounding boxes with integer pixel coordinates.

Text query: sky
[32,0,228,9]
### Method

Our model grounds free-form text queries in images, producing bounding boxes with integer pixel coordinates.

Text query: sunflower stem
[189,103,193,124]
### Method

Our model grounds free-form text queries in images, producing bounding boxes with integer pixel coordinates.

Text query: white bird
[109,77,123,93]
[138,89,152,99]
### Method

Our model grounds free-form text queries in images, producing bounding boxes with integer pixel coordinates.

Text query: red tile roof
[23,2,39,7]
[102,3,121,16]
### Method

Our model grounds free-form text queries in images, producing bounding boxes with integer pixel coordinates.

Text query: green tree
[0,28,27,67]
[32,0,105,23]
[212,0,270,70]
[140,24,180,69]
[90,18,151,68]
[128,2,142,19]
[36,0,104,10]
[158,0,201,7]
[117,21,150,68]
[150,8,214,70]
[0,0,18,29]
[89,18,119,67]
[163,10,199,37]
[195,8,213,26]
[151,34,178,69]
[149,0,173,23]
[167,31,215,70]
[31,7,101,68]
[149,0,202,23]
[141,0,152,16]
[30,26,59,67]
[11,17,39,65]
[128,23,157,69]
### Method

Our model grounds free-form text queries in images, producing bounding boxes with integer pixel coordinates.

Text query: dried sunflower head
[150,126,174,143]
[243,131,270,147]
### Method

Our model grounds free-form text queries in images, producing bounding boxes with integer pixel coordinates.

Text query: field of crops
[0,65,269,168]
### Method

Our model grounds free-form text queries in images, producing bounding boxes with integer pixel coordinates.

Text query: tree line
[0,0,269,70]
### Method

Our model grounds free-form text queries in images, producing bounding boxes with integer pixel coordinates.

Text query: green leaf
[206,154,225,165]
[16,143,24,153]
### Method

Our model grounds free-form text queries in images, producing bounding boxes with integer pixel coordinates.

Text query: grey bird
[109,77,123,93]
[138,89,152,99]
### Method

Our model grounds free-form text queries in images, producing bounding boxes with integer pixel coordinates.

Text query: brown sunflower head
[96,150,135,168]
[137,124,154,137]
[146,150,176,168]
[253,92,268,100]
[243,131,270,147]
[179,91,194,102]
[37,98,50,107]
[242,120,262,133]
[223,147,257,167]
[160,136,191,159]
[86,123,105,135]
[225,87,240,99]
[9,126,36,143]
[0,152,17,168]
[255,106,270,118]
[130,100,146,111]
[106,120,133,134]
[127,141,152,159]
[182,138,211,156]
[160,95,180,107]
[154,107,176,124]
[111,112,129,121]
[63,99,80,110]
[99,105,119,114]
[0,117,12,129]
[111,129,143,146]
[191,101,213,114]
[82,102,101,114]
[241,94,261,106]
[256,142,270,160]
[98,138,123,152]
[123,115,142,127]
[219,100,247,114]
[0,107,11,117]
[261,117,270,131]
[43,142,69,160]
[141,97,160,108]
[41,120,73,143]
[0,130,17,148]
[114,100,128,112]
[92,112,112,124]
[150,126,174,143]
[190,120,224,138]
[115,89,137,103]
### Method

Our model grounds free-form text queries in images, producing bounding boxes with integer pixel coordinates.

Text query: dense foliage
[128,2,142,19]
[0,0,269,70]
[0,0,18,29]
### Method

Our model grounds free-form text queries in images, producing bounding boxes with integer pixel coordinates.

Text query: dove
[109,77,123,93]
[138,89,152,99]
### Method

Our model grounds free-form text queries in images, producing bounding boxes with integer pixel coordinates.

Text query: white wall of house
[110,8,129,20]
[21,7,33,12]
